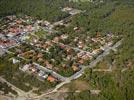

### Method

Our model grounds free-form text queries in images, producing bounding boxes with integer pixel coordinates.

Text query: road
[32,39,122,99]
[0,77,26,96]
[52,15,73,27]
[52,41,95,57]
[33,63,66,81]
[7,39,122,100]
[31,79,71,99]
[52,40,122,81]
[69,39,122,80]
[17,55,67,82]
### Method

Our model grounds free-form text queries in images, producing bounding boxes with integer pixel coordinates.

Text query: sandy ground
[0,91,68,100]
[39,92,68,100]
[0,94,15,100]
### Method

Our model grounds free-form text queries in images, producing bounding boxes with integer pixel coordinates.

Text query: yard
[0,54,58,94]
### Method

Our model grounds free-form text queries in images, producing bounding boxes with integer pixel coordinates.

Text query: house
[0,34,4,38]
[82,55,90,60]
[43,21,50,26]
[78,59,84,64]
[7,33,14,38]
[60,34,68,39]
[42,74,48,79]
[6,15,16,21]
[92,49,101,55]
[46,63,53,69]
[12,58,20,64]
[53,37,60,42]
[47,75,56,82]
[96,31,101,37]
[91,38,98,43]
[0,39,16,48]
[45,41,52,46]
[77,51,86,58]
[107,32,113,37]
[66,47,72,54]
[37,53,43,58]
[16,20,22,24]
[60,44,66,49]
[38,70,45,77]
[62,64,66,68]
[43,44,47,49]
[74,37,79,42]
[107,41,113,46]
[74,27,81,32]
[72,65,79,72]
[30,67,37,73]
[100,46,105,51]
[37,58,44,63]
[69,9,82,15]
[21,35,30,41]
[77,41,84,49]
[62,7,72,12]
[32,38,38,43]
[21,64,30,72]
[73,27,78,31]
[67,55,72,60]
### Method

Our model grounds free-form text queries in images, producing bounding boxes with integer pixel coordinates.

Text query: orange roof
[79,59,84,64]
[47,76,56,82]
[72,65,79,72]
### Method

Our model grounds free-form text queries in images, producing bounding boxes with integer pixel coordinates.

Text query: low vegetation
[0,0,133,99]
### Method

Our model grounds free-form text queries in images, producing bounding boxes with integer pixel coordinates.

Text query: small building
[60,34,68,39]
[77,51,86,58]
[42,74,48,79]
[92,49,100,55]
[21,64,30,72]
[62,7,72,12]
[78,59,84,64]
[69,9,81,15]
[72,65,79,72]
[12,58,20,64]
[53,37,60,42]
[46,63,53,69]
[30,67,37,73]
[47,75,56,82]
[38,70,45,77]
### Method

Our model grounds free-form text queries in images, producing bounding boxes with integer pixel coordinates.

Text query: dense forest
[65,0,134,100]
[0,0,70,22]
[0,0,134,100]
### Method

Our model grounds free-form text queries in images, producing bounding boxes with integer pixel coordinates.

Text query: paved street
[31,39,122,99]
[33,63,66,81]
[0,10,123,99]
[69,39,122,80]
[0,34,122,100]
[51,40,122,81]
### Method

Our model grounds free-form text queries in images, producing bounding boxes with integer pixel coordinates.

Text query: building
[21,64,30,72]
[47,75,57,82]
[72,65,79,72]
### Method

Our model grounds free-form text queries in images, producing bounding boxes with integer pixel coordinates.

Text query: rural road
[32,39,122,99]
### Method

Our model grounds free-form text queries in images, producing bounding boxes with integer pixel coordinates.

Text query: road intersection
[31,39,122,100]
[0,39,122,100]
